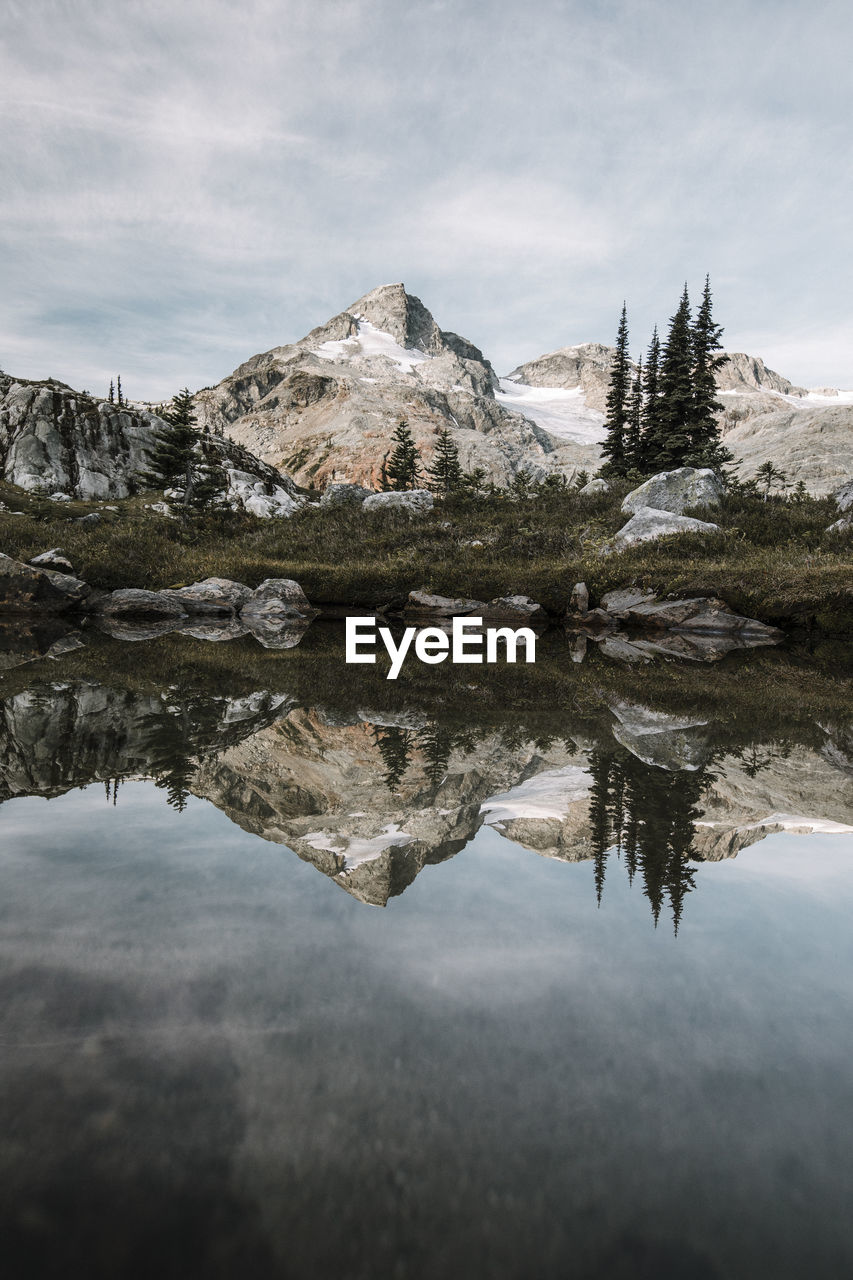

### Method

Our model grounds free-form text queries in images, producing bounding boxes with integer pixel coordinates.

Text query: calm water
[1,630,852,1278]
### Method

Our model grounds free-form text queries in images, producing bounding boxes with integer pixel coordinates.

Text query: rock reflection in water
[1,665,851,927]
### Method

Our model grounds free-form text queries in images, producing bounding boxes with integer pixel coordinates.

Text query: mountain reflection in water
[1,644,851,929]
[2,630,853,1280]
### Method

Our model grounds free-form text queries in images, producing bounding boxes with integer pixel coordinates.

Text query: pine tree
[143,388,200,499]
[384,418,423,490]
[109,379,115,404]
[624,358,643,472]
[185,438,227,511]
[426,427,462,494]
[689,274,730,468]
[640,326,663,472]
[656,285,694,468]
[116,375,123,407]
[601,303,631,475]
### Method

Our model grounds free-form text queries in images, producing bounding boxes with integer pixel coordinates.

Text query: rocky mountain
[193,283,601,488]
[0,372,304,510]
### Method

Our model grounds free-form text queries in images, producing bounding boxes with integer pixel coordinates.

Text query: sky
[1,0,852,400]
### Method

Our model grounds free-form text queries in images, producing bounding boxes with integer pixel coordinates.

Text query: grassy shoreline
[2,481,851,635]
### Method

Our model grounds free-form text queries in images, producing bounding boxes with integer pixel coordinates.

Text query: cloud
[2,0,853,395]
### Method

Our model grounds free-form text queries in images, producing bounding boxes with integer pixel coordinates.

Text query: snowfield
[312,319,429,373]
[495,378,607,444]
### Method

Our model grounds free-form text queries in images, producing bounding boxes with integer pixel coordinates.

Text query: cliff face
[0,376,163,499]
[192,283,597,489]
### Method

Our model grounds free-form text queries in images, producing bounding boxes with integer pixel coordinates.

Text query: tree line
[601,276,732,477]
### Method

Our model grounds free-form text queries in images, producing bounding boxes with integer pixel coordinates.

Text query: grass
[1,479,851,633]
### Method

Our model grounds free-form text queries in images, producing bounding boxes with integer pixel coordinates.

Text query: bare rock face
[725,405,853,496]
[716,352,808,397]
[833,479,853,512]
[613,506,721,548]
[505,343,617,412]
[621,467,723,516]
[0,375,164,499]
[319,482,370,509]
[192,284,590,490]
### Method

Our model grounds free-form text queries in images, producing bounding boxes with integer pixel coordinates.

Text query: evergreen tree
[656,285,694,468]
[640,326,663,471]
[384,418,423,490]
[689,274,730,467]
[601,303,631,475]
[108,378,115,404]
[624,358,643,472]
[185,437,228,512]
[143,388,201,499]
[426,427,462,494]
[116,375,123,407]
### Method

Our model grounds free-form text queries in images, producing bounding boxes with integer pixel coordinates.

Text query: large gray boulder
[362,489,434,515]
[406,590,484,616]
[241,578,317,619]
[621,467,723,516]
[602,593,780,638]
[320,482,371,510]
[579,477,609,495]
[97,589,188,619]
[160,578,252,615]
[613,506,721,548]
[29,548,75,574]
[0,553,89,613]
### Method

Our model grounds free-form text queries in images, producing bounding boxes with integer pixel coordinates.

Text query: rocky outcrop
[612,506,721,547]
[241,578,318,619]
[621,467,723,516]
[835,479,853,512]
[598,589,780,638]
[405,590,547,622]
[716,352,808,398]
[193,283,593,489]
[0,372,304,510]
[319,482,371,509]
[160,578,253,615]
[504,343,617,412]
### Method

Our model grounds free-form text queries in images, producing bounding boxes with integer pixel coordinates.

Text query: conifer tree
[185,438,227,511]
[384,418,423,490]
[656,285,694,468]
[640,326,663,471]
[689,274,730,467]
[624,359,643,472]
[143,388,201,499]
[109,379,115,404]
[601,303,631,475]
[116,375,123,407]
[426,427,462,494]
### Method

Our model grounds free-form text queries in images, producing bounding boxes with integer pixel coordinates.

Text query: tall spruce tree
[656,285,694,468]
[108,378,115,404]
[689,274,730,467]
[640,326,663,472]
[116,375,123,407]
[384,418,423,490]
[601,303,631,475]
[624,358,644,472]
[143,387,201,499]
[426,427,462,494]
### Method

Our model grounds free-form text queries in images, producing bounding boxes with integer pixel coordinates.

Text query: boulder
[579,478,609,495]
[362,489,434,515]
[568,582,589,617]
[74,512,102,526]
[481,595,548,623]
[179,618,249,642]
[241,578,317,619]
[406,590,485,616]
[827,513,853,535]
[834,479,853,513]
[30,548,75,574]
[243,617,313,649]
[600,587,657,615]
[0,552,89,613]
[161,578,252,615]
[609,595,781,638]
[621,467,723,516]
[97,588,188,619]
[613,506,721,547]
[225,468,304,519]
[320,483,371,510]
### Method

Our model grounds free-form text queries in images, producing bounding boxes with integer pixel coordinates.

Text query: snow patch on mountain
[481,765,592,823]
[495,379,607,445]
[312,319,430,374]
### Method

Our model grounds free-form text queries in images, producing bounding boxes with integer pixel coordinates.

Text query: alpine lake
[1,614,852,1280]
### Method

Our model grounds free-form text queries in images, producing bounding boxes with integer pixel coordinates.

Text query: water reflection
[1,656,851,928]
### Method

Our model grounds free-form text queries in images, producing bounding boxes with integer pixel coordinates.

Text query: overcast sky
[2,0,851,399]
